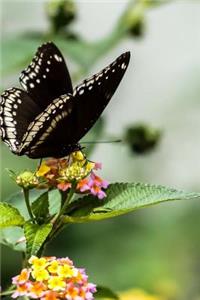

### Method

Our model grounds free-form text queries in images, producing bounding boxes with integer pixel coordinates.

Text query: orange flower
[12,268,30,285]
[41,291,59,300]
[29,282,46,298]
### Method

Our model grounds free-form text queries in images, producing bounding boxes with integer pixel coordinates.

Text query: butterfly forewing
[70,51,130,143]
[0,88,40,154]
[29,51,131,152]
[19,42,73,110]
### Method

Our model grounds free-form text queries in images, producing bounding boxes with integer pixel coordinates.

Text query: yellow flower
[59,161,90,182]
[32,268,49,281]
[57,264,77,278]
[119,289,163,300]
[48,260,59,274]
[36,164,51,177]
[48,276,66,291]
[29,256,47,269]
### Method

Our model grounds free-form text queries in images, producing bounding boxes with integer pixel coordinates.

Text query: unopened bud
[16,171,39,189]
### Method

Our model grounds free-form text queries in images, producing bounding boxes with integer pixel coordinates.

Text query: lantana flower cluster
[12,256,96,300]
[15,151,109,199]
[36,151,109,199]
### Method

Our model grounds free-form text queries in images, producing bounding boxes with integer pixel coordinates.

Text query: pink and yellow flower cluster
[12,256,96,300]
[36,151,109,199]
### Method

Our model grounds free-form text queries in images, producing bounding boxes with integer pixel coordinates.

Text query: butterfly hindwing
[19,42,73,110]
[19,94,75,158]
[0,88,41,154]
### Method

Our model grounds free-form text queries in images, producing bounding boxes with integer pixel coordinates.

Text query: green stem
[58,185,75,217]
[23,188,35,223]
[48,185,75,241]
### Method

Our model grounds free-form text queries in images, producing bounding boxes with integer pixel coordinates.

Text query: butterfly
[0,42,130,158]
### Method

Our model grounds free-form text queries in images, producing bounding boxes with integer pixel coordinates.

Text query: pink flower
[89,173,109,189]
[90,186,107,199]
[77,178,90,192]
[94,162,102,170]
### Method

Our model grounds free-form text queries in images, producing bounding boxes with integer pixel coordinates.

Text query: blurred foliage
[125,124,161,154]
[1,0,170,81]
[118,288,163,300]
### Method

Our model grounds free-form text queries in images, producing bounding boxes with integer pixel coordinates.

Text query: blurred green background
[1,1,200,299]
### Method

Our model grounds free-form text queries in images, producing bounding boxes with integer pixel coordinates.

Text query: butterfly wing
[70,51,131,143]
[1,50,130,159]
[19,42,73,110]
[0,88,41,154]
[19,94,75,158]
[24,51,131,158]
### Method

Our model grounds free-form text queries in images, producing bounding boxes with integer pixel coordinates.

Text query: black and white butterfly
[0,42,130,158]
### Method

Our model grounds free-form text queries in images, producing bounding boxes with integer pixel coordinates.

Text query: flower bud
[46,0,76,33]
[16,171,39,189]
[125,124,161,154]
[122,2,145,38]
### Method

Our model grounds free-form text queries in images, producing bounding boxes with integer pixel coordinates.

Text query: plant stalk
[23,188,35,223]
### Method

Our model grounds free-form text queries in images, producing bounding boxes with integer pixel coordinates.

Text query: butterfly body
[0,42,130,159]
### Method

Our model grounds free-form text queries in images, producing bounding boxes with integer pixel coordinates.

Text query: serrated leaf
[24,222,52,257]
[95,286,119,299]
[31,192,49,223]
[63,183,200,223]
[0,202,25,228]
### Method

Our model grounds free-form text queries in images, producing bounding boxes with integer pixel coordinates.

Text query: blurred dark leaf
[95,285,119,299]
[64,183,200,223]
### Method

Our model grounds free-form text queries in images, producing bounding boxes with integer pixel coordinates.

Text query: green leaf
[24,222,52,257]
[0,202,25,228]
[95,286,119,299]
[63,183,200,223]
[31,192,49,223]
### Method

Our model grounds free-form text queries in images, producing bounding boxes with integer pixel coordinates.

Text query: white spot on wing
[54,54,62,62]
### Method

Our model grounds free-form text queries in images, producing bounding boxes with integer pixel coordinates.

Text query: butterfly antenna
[38,158,43,169]
[81,139,122,144]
